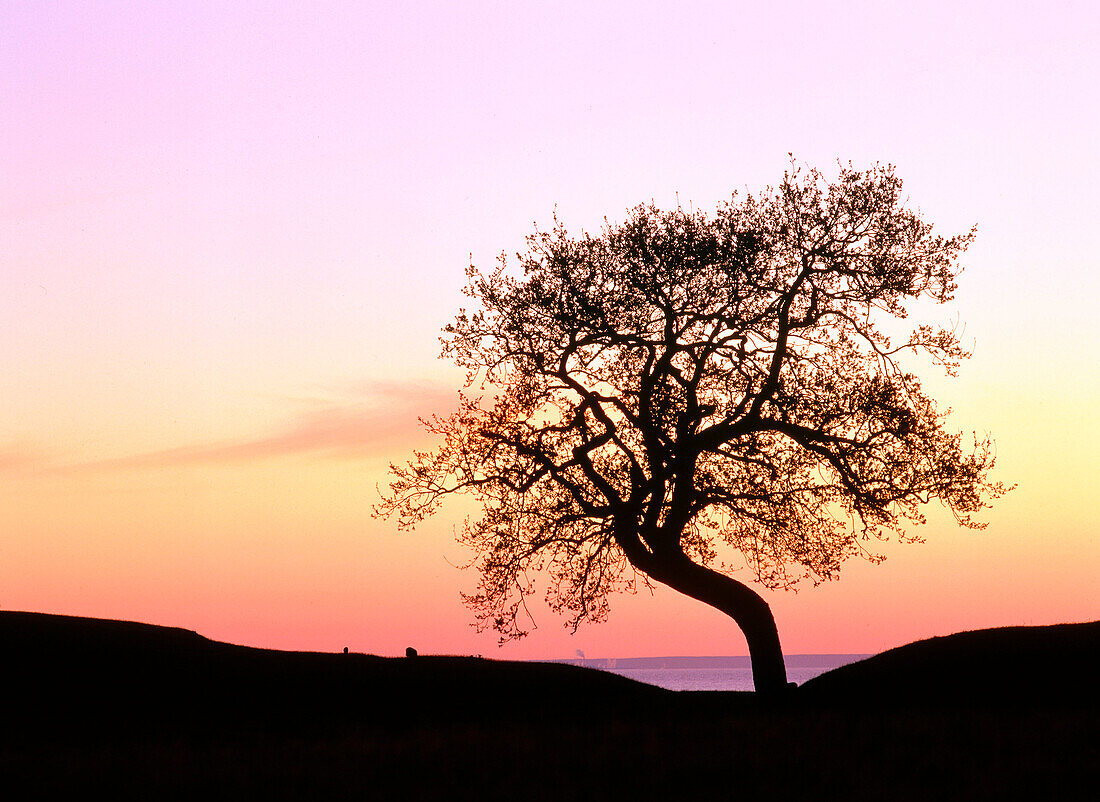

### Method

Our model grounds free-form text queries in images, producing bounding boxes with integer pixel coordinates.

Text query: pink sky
[2,1,1097,659]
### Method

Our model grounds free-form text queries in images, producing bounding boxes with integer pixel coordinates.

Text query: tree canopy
[377,161,1008,692]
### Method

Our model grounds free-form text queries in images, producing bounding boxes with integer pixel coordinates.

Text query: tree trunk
[645,554,790,695]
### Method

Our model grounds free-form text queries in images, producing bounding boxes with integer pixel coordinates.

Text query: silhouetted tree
[376,161,1008,694]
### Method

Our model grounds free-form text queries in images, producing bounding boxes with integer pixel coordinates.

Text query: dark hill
[3,612,1098,799]
[800,620,1100,706]
[0,610,668,743]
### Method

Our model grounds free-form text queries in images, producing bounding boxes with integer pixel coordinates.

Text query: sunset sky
[2,1,1097,659]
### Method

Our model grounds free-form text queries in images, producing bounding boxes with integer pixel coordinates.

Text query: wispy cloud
[0,443,52,476]
[56,379,459,472]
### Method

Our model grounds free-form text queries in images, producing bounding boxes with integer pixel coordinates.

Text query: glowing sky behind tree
[2,1,1097,659]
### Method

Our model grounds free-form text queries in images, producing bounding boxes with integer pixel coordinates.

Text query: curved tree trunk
[645,554,790,695]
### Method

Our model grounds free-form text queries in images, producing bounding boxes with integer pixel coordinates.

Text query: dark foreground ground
[1,612,1097,800]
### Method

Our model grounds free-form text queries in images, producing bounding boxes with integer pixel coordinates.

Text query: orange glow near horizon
[2,2,1096,659]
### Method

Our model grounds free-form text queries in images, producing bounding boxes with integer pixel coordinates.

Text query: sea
[551,655,871,691]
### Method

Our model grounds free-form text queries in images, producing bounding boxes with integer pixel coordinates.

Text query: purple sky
[2,1,1097,657]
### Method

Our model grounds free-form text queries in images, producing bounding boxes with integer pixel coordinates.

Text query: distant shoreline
[546,654,871,670]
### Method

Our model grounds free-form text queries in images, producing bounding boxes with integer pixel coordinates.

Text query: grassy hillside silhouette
[801,620,1100,706]
[2,611,1097,799]
[0,611,667,741]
